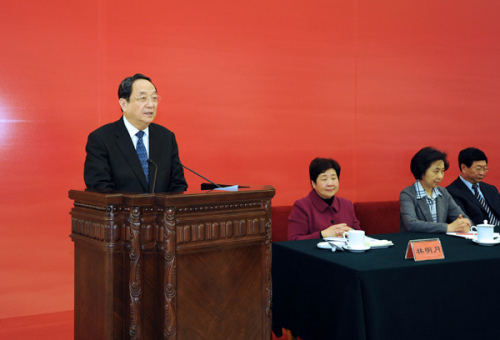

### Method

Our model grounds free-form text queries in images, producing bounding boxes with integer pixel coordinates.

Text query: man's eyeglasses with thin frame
[472,166,489,173]
[134,95,161,103]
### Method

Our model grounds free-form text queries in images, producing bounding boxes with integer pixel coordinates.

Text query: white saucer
[317,242,332,249]
[472,238,500,246]
[344,245,370,253]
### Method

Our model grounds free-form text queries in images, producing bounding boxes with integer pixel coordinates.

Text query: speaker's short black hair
[118,73,154,101]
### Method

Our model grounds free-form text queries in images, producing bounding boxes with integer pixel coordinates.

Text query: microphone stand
[179,162,222,189]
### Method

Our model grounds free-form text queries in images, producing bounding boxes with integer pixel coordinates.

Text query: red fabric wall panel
[1,0,500,318]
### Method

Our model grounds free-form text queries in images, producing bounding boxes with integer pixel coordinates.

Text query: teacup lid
[478,219,495,227]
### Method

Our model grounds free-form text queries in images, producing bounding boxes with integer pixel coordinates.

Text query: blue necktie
[136,130,149,183]
[473,184,498,225]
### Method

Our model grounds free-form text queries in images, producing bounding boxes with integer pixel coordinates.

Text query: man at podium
[84,73,188,193]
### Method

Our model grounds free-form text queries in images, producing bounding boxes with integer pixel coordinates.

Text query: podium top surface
[69,185,275,206]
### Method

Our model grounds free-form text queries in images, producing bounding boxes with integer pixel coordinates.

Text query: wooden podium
[69,185,275,340]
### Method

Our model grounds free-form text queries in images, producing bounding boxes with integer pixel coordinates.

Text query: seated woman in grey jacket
[400,147,471,233]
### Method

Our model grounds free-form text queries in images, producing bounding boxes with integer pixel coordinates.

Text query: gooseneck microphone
[147,159,158,194]
[178,160,222,188]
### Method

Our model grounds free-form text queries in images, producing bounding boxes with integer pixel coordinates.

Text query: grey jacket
[400,184,468,233]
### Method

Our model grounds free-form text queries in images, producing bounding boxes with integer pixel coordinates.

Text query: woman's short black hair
[410,147,449,180]
[309,157,341,182]
[118,73,154,101]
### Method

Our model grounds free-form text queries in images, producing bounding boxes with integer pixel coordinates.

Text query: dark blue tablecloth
[272,232,500,340]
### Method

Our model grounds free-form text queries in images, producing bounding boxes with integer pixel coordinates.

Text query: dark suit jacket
[400,185,468,233]
[447,177,500,225]
[84,118,188,193]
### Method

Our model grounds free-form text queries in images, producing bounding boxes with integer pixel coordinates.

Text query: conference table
[272,232,500,340]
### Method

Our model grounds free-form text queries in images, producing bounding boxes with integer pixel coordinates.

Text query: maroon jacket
[288,190,361,240]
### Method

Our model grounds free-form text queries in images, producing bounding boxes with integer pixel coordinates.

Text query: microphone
[178,160,222,188]
[147,159,158,194]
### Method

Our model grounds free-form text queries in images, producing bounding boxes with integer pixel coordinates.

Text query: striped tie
[136,130,149,183]
[472,184,498,225]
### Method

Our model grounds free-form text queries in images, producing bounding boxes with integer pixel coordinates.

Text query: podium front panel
[69,186,274,340]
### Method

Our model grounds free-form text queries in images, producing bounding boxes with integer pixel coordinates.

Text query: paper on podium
[214,185,239,191]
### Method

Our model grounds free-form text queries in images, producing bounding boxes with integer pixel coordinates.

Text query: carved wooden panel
[69,186,274,340]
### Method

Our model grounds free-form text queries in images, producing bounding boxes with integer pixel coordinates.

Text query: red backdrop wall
[1,0,500,318]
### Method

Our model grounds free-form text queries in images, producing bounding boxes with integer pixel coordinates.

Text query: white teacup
[343,230,365,249]
[471,223,495,243]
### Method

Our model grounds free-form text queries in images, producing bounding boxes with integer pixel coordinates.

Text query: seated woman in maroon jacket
[288,157,361,240]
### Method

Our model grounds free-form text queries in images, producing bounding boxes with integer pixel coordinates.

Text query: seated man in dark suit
[447,147,500,226]
[84,73,188,193]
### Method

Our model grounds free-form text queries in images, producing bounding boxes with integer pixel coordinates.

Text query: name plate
[405,238,444,261]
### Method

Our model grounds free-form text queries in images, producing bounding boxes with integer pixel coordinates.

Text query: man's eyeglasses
[134,95,161,103]
[472,166,489,173]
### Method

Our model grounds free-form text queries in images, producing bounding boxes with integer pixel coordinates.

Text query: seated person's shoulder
[445,178,460,190]
[400,185,414,195]
[482,181,500,194]
[335,196,354,206]
[292,195,311,208]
